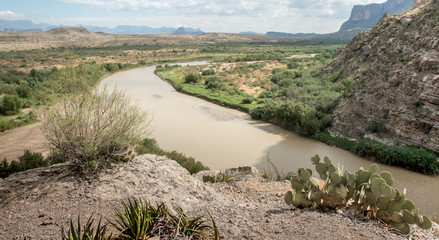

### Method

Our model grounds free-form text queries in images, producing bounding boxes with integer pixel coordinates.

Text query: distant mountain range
[0,19,204,35]
[339,0,415,32]
[266,32,317,38]
[0,19,57,32]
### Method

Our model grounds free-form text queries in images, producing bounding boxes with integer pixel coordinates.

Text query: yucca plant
[170,206,212,239]
[63,199,221,240]
[110,199,167,239]
[61,215,110,240]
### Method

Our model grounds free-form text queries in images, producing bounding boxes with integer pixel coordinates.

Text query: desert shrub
[155,64,179,72]
[287,61,300,69]
[202,69,215,76]
[205,76,224,90]
[39,87,150,172]
[251,100,321,136]
[0,94,23,115]
[136,138,209,174]
[15,85,31,99]
[241,97,253,104]
[184,72,202,83]
[249,63,264,70]
[314,133,439,174]
[104,63,120,72]
[0,150,49,178]
[355,139,438,174]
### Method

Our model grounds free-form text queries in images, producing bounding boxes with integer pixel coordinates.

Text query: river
[100,64,438,217]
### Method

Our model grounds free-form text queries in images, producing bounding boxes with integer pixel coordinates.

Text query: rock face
[324,0,439,152]
[339,0,415,32]
[1,154,431,239]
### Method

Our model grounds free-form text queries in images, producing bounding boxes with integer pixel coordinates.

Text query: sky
[0,0,387,33]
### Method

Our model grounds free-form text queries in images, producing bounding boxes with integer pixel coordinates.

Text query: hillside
[0,28,286,51]
[339,0,415,32]
[323,0,439,152]
[1,154,436,239]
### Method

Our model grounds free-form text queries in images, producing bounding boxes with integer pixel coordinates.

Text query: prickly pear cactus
[284,155,433,235]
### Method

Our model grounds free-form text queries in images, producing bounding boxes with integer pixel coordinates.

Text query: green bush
[202,69,215,76]
[136,138,209,174]
[250,100,321,136]
[39,87,150,172]
[355,139,438,175]
[184,72,202,83]
[314,132,438,175]
[0,150,49,178]
[205,76,224,90]
[15,85,31,99]
[242,97,253,104]
[287,61,300,69]
[0,94,23,115]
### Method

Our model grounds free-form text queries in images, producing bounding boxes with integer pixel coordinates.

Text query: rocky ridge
[324,0,439,152]
[339,0,415,32]
[1,154,438,239]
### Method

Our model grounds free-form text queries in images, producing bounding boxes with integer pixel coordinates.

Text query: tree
[0,94,23,115]
[38,87,150,172]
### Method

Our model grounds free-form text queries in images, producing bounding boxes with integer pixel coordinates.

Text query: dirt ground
[0,123,48,162]
[2,155,437,239]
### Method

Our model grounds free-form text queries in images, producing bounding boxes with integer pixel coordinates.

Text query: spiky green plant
[63,199,220,240]
[170,206,212,238]
[284,155,433,235]
[109,199,164,240]
[61,215,110,240]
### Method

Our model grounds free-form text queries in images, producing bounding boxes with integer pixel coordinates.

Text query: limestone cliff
[339,0,415,32]
[324,0,439,152]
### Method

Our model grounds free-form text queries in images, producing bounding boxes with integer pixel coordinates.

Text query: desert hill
[339,0,415,32]
[323,0,439,152]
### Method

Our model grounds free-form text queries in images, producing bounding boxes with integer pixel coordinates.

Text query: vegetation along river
[100,63,438,217]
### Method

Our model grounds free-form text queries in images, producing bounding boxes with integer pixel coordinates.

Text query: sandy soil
[0,123,48,162]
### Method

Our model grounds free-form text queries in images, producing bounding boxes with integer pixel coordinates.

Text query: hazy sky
[0,0,387,33]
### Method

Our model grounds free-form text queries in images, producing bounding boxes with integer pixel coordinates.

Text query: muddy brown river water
[100,63,438,217]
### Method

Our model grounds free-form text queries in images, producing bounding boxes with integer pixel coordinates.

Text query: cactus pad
[402,200,415,211]
[380,171,394,186]
[402,210,416,224]
[284,191,293,205]
[416,215,432,230]
[369,164,379,173]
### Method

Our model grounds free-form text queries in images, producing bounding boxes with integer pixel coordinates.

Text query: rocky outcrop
[339,0,415,32]
[324,0,439,152]
[1,154,431,239]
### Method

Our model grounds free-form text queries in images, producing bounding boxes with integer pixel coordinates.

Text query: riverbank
[155,64,439,175]
[1,154,437,239]
[156,65,255,112]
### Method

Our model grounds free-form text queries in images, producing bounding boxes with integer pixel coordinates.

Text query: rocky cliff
[2,154,434,239]
[339,0,415,32]
[324,0,439,152]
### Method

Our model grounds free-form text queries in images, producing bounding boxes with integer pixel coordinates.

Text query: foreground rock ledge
[0,154,437,239]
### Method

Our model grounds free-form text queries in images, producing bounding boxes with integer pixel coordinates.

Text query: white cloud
[0,10,25,20]
[53,0,390,33]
